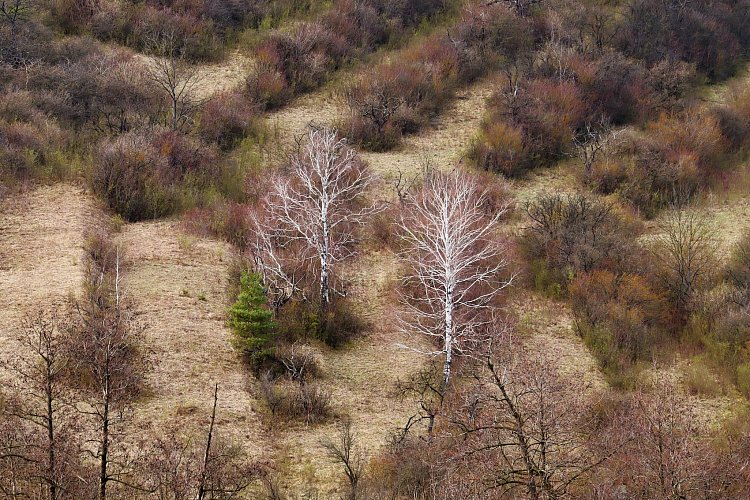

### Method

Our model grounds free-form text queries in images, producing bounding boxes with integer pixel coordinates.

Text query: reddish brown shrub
[340,3,530,150]
[183,201,254,249]
[468,121,525,177]
[91,129,220,221]
[646,111,727,175]
[570,270,669,378]
[472,78,586,176]
[521,193,643,290]
[198,91,261,149]
[584,52,653,125]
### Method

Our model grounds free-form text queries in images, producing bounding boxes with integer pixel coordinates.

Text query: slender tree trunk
[171,95,178,131]
[320,252,329,309]
[198,384,218,500]
[489,362,541,500]
[99,363,110,500]
[45,359,57,500]
[319,202,330,311]
[443,289,454,387]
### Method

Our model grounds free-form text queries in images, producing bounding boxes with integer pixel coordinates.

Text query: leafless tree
[276,342,318,384]
[652,209,718,316]
[72,244,147,500]
[0,310,84,499]
[248,213,308,314]
[572,118,623,182]
[143,386,261,499]
[397,169,513,387]
[444,341,615,499]
[343,78,404,142]
[486,0,543,17]
[0,0,29,64]
[89,51,157,134]
[395,360,444,438]
[598,382,750,499]
[256,126,379,312]
[0,412,35,499]
[321,419,365,500]
[146,31,203,132]
[581,5,616,54]
[0,0,28,43]
[141,385,268,500]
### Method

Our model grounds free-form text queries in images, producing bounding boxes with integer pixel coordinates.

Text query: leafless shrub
[440,338,615,498]
[652,208,719,318]
[321,419,365,500]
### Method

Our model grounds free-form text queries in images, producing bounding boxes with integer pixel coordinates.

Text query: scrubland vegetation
[4,0,750,498]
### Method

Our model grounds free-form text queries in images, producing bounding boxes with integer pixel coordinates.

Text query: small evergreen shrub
[228,272,277,360]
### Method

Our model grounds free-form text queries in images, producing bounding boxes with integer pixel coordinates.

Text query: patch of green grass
[684,358,725,397]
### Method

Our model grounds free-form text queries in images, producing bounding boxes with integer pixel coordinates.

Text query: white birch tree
[257,127,378,312]
[397,170,512,386]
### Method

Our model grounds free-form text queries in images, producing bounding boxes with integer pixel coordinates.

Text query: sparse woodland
[3,0,750,498]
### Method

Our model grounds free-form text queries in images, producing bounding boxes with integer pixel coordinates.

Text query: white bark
[398,170,513,386]
[257,127,379,309]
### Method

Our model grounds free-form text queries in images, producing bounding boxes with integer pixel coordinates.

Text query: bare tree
[147,31,203,131]
[395,360,444,438]
[0,0,28,46]
[342,78,404,145]
[486,0,543,16]
[0,412,34,499]
[143,386,261,499]
[256,126,379,312]
[248,212,308,314]
[321,419,365,500]
[653,209,718,316]
[0,310,84,499]
[572,118,622,182]
[397,169,513,387]
[89,50,157,134]
[444,342,614,499]
[598,382,750,499]
[0,0,30,65]
[72,242,147,500]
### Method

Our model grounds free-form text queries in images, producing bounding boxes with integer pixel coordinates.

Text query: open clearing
[117,220,267,451]
[0,184,103,371]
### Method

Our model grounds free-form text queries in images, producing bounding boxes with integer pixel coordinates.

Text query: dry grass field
[4,4,750,494]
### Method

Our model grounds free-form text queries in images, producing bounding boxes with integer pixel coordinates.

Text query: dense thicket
[469,0,750,179]
[246,0,450,110]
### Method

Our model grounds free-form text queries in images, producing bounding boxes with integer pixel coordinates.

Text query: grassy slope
[0,184,104,376]
[12,15,750,498]
[117,220,269,452]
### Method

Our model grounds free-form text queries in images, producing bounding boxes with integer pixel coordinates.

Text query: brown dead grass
[135,49,253,101]
[513,290,607,391]
[116,220,268,453]
[360,76,500,179]
[0,184,104,377]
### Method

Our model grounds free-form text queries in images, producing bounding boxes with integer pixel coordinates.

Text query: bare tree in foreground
[444,341,614,499]
[0,310,84,499]
[144,385,262,499]
[395,361,444,438]
[73,242,147,500]
[321,419,365,500]
[596,382,750,499]
[256,127,379,312]
[398,169,512,386]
